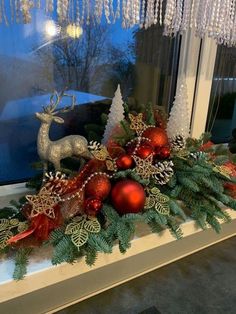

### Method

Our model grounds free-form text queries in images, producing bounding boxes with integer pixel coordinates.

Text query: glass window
[206,46,236,143]
[0,4,180,184]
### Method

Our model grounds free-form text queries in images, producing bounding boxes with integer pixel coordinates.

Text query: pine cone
[153,161,174,185]
[189,151,207,161]
[171,135,185,151]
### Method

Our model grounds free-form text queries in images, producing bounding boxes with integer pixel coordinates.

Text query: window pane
[0,6,180,184]
[206,46,236,143]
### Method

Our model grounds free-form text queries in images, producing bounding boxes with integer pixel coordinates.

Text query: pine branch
[169,199,187,221]
[51,235,79,265]
[87,233,112,253]
[13,248,32,281]
[85,245,98,266]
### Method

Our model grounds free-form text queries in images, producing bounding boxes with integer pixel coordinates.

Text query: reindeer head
[36,91,75,124]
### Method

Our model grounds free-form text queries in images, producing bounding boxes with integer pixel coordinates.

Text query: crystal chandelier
[1,0,236,46]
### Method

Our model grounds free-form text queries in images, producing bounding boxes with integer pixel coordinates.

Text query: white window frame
[177,30,218,139]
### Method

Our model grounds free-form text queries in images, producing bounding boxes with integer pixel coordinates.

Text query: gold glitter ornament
[133,155,159,179]
[128,113,148,136]
[26,186,59,219]
[0,218,27,249]
[145,187,170,215]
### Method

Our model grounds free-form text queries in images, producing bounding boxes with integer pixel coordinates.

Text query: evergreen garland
[13,248,32,280]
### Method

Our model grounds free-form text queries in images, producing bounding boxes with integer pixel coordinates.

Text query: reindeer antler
[43,91,76,115]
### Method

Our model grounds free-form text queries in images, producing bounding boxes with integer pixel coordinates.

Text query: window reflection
[206,46,236,143]
[0,6,180,184]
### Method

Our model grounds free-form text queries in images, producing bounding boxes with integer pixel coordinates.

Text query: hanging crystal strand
[57,0,69,23]
[195,0,207,38]
[94,0,103,23]
[181,0,191,32]
[46,0,54,13]
[229,0,235,46]
[208,0,219,39]
[36,0,41,9]
[104,0,111,23]
[109,0,115,22]
[229,0,236,46]
[211,0,219,37]
[81,0,86,24]
[122,0,129,28]
[223,0,233,45]
[159,0,163,25]
[217,0,227,44]
[0,1,2,24]
[163,0,175,35]
[1,0,8,25]
[132,0,140,26]
[173,0,183,35]
[19,0,34,24]
[140,0,145,28]
[145,0,155,29]
[86,0,90,24]
[232,4,236,45]
[154,0,159,25]
[114,0,120,21]
[190,0,196,28]
[10,0,15,23]
[75,0,80,24]
[15,0,20,23]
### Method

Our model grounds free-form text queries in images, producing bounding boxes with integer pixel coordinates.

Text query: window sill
[0,201,236,313]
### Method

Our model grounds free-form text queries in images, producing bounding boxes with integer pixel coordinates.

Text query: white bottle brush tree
[167,77,190,148]
[102,85,125,144]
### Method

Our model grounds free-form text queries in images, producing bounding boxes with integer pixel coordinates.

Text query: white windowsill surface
[0,185,236,314]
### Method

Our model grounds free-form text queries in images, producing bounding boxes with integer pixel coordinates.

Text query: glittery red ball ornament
[85,175,111,200]
[159,146,171,159]
[116,154,134,170]
[143,127,169,149]
[136,143,154,159]
[111,179,146,214]
[84,197,103,216]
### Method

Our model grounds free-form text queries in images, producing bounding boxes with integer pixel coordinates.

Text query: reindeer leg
[53,160,61,172]
[41,161,48,186]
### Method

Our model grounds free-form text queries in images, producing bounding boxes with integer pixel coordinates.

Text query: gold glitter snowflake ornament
[129,113,148,136]
[26,186,59,219]
[133,155,159,179]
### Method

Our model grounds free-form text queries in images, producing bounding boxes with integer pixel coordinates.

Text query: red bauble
[111,179,146,214]
[136,143,154,159]
[116,154,134,170]
[84,197,103,216]
[143,127,169,149]
[85,175,111,200]
[159,146,171,159]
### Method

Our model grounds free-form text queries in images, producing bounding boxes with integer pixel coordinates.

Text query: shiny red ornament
[143,127,169,149]
[116,154,134,170]
[111,179,146,214]
[159,146,171,159]
[84,197,103,216]
[136,143,154,159]
[85,175,111,200]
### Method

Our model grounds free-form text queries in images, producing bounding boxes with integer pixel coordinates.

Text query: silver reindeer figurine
[36,91,91,172]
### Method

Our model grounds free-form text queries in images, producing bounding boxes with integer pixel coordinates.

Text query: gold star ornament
[129,113,148,136]
[26,186,59,219]
[133,155,159,179]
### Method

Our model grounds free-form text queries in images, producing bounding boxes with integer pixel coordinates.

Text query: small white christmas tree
[167,77,190,140]
[102,85,125,144]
